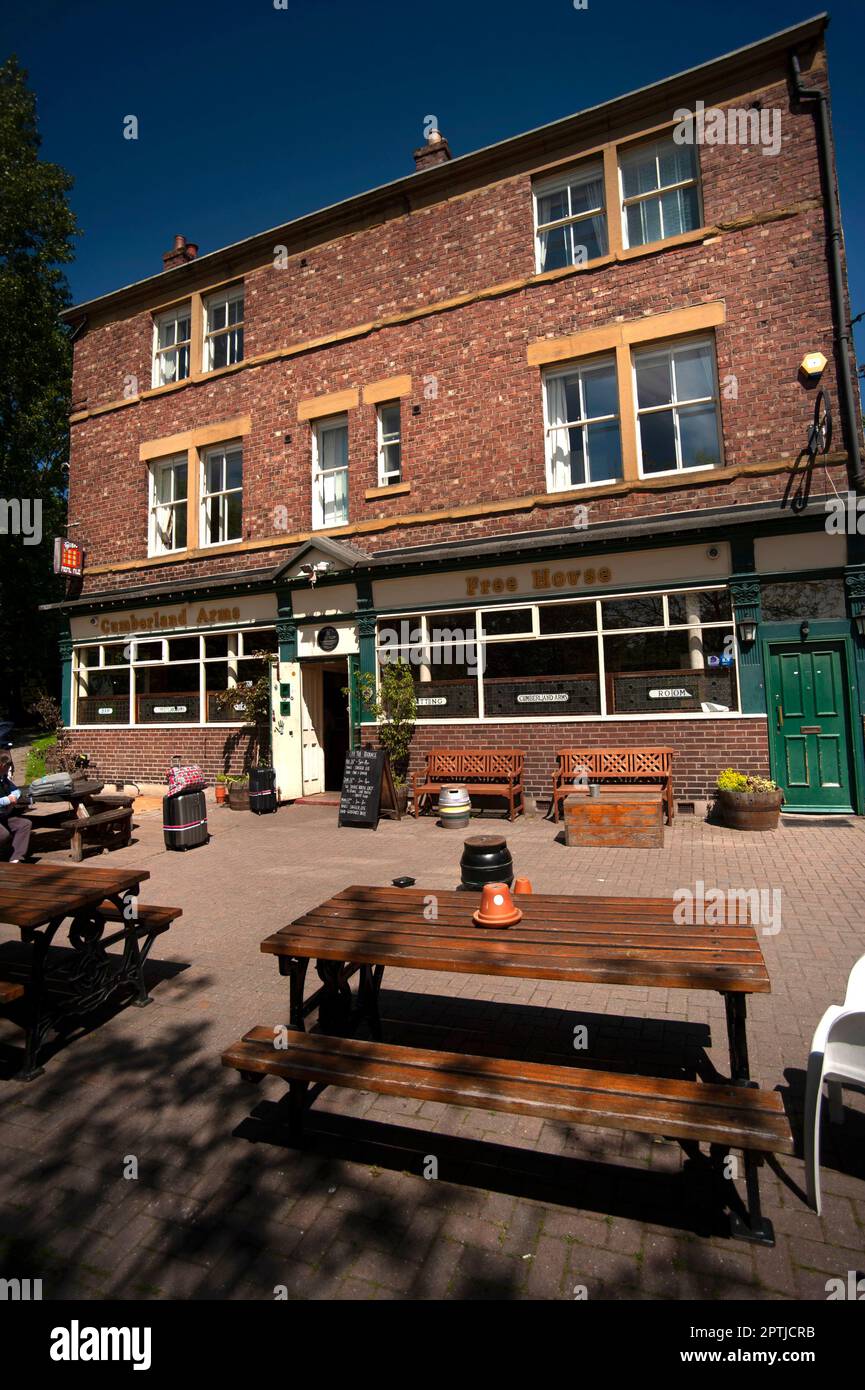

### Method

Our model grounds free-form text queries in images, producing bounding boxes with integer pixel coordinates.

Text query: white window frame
[533,160,607,273]
[201,442,243,547]
[374,586,740,724]
[202,286,244,372]
[148,453,189,556]
[312,414,349,530]
[633,336,723,479]
[377,401,402,486]
[542,356,622,493]
[152,304,191,388]
[619,136,701,249]
[72,626,276,728]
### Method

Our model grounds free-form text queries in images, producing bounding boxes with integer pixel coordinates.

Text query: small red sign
[54,538,84,577]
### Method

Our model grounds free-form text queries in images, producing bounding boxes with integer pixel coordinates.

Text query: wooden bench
[223,1027,793,1241]
[90,793,135,811]
[61,808,133,863]
[95,900,182,934]
[0,978,24,1006]
[552,748,675,824]
[412,749,525,820]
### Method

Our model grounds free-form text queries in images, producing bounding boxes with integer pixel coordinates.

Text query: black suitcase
[163,789,209,850]
[249,766,277,814]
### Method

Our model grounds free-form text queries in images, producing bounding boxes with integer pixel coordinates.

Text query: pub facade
[53,16,865,815]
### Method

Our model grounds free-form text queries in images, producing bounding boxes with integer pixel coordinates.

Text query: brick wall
[64,727,257,785]
[65,58,862,596]
[368,718,771,805]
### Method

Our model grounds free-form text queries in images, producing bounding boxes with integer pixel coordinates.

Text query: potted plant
[215,773,229,805]
[347,659,416,815]
[714,768,784,831]
[214,651,276,811]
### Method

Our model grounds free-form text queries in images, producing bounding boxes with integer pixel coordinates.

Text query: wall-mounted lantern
[736,619,758,646]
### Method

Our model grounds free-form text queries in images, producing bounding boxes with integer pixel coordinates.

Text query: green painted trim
[59,626,73,726]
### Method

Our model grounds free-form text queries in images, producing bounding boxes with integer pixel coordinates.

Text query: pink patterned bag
[166,764,206,795]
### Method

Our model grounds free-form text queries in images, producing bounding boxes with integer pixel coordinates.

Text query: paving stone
[3,807,865,1301]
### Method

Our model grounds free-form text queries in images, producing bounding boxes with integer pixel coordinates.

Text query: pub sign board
[338,748,401,829]
[54,538,84,577]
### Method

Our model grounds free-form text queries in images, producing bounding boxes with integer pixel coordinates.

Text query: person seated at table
[0,752,32,863]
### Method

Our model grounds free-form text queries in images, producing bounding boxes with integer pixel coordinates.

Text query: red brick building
[52,15,865,813]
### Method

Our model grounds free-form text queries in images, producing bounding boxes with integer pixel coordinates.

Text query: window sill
[638,463,720,481]
[364,482,411,500]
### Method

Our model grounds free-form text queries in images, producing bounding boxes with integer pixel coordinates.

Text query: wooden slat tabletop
[0,863,150,929]
[261,885,771,993]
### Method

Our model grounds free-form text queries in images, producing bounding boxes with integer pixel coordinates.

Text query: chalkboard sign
[338,747,401,828]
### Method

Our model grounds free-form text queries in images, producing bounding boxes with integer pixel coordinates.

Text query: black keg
[249,766,277,814]
[459,834,514,890]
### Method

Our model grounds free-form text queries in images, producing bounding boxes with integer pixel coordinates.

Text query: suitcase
[249,767,277,814]
[163,789,208,850]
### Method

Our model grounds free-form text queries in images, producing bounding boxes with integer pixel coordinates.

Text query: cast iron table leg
[277,955,309,1030]
[358,963,384,1040]
[722,991,775,1247]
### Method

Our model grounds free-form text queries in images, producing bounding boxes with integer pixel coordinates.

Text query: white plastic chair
[804,954,865,1213]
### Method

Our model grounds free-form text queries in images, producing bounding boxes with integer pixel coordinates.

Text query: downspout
[790,51,864,491]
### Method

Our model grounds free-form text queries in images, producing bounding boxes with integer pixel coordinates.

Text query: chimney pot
[162,234,199,271]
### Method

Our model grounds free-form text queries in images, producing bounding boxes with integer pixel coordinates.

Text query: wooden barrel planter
[228,782,250,811]
[715,788,784,831]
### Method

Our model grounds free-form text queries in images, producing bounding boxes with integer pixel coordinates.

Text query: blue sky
[3,0,864,364]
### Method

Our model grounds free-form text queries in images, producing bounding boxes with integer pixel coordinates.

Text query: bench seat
[61,807,133,862]
[94,901,182,933]
[412,749,525,820]
[0,978,25,1006]
[553,748,675,824]
[222,1027,794,1156]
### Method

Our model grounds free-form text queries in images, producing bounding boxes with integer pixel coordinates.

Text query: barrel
[459,834,514,890]
[437,784,471,828]
[163,790,208,851]
[249,766,278,814]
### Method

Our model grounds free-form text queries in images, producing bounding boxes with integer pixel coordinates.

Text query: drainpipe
[790,52,864,491]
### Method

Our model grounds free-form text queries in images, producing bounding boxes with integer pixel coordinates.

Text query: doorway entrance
[765,638,857,812]
[300,659,349,795]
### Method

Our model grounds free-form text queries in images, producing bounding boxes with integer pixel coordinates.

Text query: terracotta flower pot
[716,788,784,831]
[472,882,523,929]
[215,783,227,805]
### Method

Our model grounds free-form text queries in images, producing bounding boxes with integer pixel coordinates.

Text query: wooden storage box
[562,790,664,849]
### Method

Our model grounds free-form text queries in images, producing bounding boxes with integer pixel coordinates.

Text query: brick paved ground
[1,801,863,1300]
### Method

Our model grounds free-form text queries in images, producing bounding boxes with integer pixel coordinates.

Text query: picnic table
[0,863,180,1080]
[25,779,134,860]
[224,885,794,1246]
[28,777,106,811]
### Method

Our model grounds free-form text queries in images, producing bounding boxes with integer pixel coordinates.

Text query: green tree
[0,55,78,719]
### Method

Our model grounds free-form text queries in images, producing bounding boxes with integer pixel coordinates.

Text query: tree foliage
[0,55,78,719]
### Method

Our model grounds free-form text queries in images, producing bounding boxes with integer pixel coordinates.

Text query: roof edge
[61,14,828,324]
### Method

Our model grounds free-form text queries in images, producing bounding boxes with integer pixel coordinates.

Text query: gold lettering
[532,568,550,590]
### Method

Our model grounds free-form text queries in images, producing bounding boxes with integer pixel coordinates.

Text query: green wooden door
[767,642,854,812]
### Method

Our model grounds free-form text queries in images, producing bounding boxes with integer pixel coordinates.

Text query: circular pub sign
[317,625,340,653]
